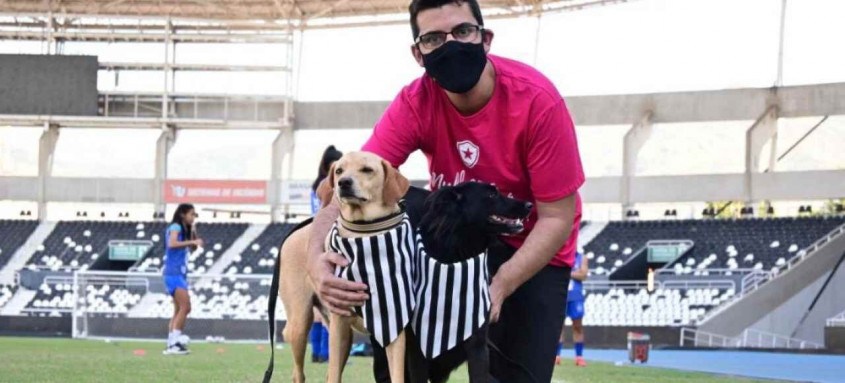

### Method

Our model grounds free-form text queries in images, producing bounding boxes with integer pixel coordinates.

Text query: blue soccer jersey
[310,190,321,215]
[163,223,188,276]
[567,252,584,302]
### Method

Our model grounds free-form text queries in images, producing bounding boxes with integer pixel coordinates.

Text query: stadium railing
[679,327,823,350]
[661,278,735,291]
[740,328,824,349]
[679,327,740,348]
[98,91,289,122]
[783,221,845,272]
[826,309,845,327]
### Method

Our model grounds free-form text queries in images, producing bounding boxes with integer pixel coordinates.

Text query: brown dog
[278,151,410,383]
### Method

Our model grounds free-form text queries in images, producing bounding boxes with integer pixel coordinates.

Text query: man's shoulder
[396,74,438,107]
[491,55,563,106]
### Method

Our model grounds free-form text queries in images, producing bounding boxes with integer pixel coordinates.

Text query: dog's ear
[381,160,409,207]
[421,186,461,238]
[316,162,336,208]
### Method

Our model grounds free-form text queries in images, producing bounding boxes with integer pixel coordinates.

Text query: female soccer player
[307,145,342,363]
[163,203,203,355]
[557,251,589,366]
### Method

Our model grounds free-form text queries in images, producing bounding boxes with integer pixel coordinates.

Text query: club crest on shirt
[456,140,480,168]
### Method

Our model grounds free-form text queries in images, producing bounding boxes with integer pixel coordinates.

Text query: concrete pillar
[270,124,295,222]
[532,13,542,67]
[37,123,60,219]
[154,125,177,216]
[621,112,654,214]
[744,106,779,204]
[162,19,173,119]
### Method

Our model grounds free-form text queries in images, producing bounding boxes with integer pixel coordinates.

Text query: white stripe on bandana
[412,233,490,359]
[328,216,416,348]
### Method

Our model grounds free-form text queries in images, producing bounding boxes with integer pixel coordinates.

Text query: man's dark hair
[409,0,484,39]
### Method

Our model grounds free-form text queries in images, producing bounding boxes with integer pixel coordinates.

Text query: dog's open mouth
[489,215,525,233]
[339,190,368,203]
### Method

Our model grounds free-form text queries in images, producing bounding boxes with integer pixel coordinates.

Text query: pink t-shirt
[362,55,584,267]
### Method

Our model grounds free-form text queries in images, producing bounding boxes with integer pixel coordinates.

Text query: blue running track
[584,349,845,383]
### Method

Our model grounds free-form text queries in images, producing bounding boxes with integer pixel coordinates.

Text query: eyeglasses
[415,23,484,51]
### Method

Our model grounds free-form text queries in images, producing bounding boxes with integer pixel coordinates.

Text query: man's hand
[306,201,368,316]
[488,194,576,323]
[307,251,369,316]
[488,273,516,323]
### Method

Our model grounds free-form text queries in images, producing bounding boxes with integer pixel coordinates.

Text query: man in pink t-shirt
[307,1,584,381]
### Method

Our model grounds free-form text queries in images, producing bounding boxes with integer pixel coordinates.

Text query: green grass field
[0,337,769,383]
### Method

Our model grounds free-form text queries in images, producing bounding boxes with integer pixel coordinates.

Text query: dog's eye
[335,168,343,175]
[488,192,497,199]
[360,166,374,174]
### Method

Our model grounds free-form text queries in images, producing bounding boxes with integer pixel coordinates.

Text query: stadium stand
[23,280,145,317]
[18,222,248,316]
[134,222,249,274]
[0,283,17,308]
[24,281,74,315]
[11,216,842,327]
[584,285,735,326]
[141,277,271,320]
[0,220,39,270]
[584,217,845,276]
[26,221,167,270]
[226,223,296,274]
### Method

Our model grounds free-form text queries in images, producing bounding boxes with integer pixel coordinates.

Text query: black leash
[487,339,539,383]
[263,218,312,383]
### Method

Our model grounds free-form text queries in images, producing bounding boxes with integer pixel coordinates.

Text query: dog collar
[339,208,406,234]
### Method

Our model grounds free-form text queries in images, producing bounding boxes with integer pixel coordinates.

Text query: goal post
[72,270,285,342]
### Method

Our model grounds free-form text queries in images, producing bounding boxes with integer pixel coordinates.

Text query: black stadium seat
[583,216,845,276]
[227,223,297,274]
[0,219,39,270]
[26,221,167,270]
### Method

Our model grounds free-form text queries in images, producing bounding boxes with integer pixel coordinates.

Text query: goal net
[72,270,285,342]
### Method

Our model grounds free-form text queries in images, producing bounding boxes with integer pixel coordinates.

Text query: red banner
[164,180,267,204]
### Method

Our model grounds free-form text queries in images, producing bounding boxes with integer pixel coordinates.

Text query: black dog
[403,182,533,383]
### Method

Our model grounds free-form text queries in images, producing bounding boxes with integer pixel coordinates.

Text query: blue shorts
[163,275,189,296]
[566,300,585,320]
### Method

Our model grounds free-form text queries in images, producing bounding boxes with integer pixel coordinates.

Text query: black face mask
[422,41,487,94]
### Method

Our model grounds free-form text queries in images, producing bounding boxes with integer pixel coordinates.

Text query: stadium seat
[582,285,731,326]
[230,223,296,274]
[582,216,845,275]
[0,284,18,309]
[0,220,40,270]
[26,221,168,270]
[134,222,248,273]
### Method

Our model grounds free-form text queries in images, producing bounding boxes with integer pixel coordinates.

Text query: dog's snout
[524,202,533,210]
[338,178,353,189]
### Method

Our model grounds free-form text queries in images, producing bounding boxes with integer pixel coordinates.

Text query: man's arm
[306,200,369,316]
[488,194,576,322]
[571,255,589,282]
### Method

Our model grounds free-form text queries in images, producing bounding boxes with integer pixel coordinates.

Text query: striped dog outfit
[412,233,491,359]
[327,214,416,348]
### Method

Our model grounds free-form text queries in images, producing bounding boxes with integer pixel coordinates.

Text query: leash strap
[263,218,312,383]
[487,339,539,383]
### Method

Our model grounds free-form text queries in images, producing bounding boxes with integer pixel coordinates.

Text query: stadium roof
[0,0,632,26]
